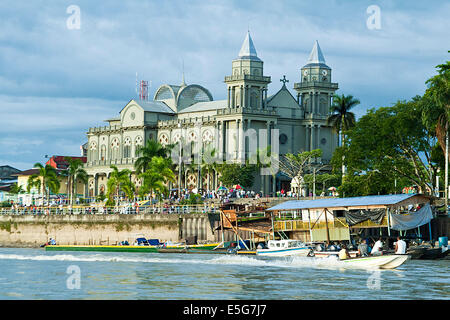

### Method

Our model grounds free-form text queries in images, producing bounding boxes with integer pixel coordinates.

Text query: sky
[0,0,449,170]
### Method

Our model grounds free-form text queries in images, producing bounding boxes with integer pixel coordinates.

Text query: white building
[84,32,339,197]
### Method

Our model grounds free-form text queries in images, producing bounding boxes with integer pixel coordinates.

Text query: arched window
[111,138,120,160]
[135,136,143,157]
[89,141,98,161]
[100,145,106,161]
[123,137,132,158]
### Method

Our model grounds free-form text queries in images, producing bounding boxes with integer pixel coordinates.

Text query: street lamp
[312,162,327,200]
[196,119,202,192]
[177,123,182,198]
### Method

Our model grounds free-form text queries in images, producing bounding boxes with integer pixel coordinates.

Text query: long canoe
[45,242,221,253]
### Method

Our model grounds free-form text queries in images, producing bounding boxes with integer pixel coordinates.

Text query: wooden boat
[339,254,411,269]
[44,242,221,253]
[420,247,449,260]
[256,240,313,257]
[312,250,358,258]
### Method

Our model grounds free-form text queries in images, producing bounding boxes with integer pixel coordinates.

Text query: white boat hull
[256,247,312,257]
[340,254,411,269]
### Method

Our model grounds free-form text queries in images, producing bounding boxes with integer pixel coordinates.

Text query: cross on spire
[280,75,289,87]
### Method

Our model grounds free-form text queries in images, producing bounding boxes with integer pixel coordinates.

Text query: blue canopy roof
[266,194,428,211]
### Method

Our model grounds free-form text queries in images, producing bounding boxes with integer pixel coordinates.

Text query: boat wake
[0,252,350,270]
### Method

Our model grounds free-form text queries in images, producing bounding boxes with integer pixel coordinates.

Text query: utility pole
[178,123,182,198]
[445,128,449,213]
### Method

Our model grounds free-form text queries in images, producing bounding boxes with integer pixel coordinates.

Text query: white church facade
[84,32,339,197]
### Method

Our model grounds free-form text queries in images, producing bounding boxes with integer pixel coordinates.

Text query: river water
[0,248,448,300]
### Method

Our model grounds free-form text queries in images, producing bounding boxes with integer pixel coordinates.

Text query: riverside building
[84,32,339,197]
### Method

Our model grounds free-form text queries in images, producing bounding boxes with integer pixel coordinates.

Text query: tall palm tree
[9,183,25,195]
[134,140,173,175]
[201,144,217,192]
[138,157,175,199]
[106,165,134,205]
[27,163,60,206]
[327,94,360,178]
[65,157,88,205]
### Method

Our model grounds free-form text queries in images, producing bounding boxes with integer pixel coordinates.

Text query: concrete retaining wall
[0,214,219,247]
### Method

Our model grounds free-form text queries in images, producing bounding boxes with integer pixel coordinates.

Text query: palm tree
[138,157,175,199]
[134,140,173,175]
[327,94,360,178]
[201,144,217,192]
[8,183,25,195]
[27,163,60,206]
[65,157,88,205]
[106,165,134,206]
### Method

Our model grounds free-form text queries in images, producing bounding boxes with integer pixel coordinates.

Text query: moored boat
[45,241,221,253]
[256,240,313,257]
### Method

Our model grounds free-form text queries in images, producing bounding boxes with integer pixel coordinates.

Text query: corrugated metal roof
[134,100,175,114]
[178,100,227,113]
[266,194,425,211]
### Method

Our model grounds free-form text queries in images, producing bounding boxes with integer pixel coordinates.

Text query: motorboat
[338,254,411,269]
[256,240,313,257]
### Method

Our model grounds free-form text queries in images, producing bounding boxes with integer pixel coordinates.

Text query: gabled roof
[267,194,430,211]
[267,85,301,109]
[178,100,227,114]
[124,99,175,114]
[237,31,261,61]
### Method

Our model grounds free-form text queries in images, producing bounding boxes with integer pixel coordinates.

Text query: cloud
[0,0,449,169]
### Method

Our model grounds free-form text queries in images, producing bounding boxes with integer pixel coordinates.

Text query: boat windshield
[288,241,304,248]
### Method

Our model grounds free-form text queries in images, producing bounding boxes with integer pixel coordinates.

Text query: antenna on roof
[136,72,151,101]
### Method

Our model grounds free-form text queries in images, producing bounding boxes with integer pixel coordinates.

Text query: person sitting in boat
[394,236,407,254]
[338,245,351,260]
[357,239,369,257]
[48,238,56,245]
[371,238,383,256]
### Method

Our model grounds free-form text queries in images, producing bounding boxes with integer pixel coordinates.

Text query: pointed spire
[307,40,326,65]
[238,31,261,60]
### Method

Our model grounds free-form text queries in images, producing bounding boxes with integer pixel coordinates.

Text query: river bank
[0,213,220,247]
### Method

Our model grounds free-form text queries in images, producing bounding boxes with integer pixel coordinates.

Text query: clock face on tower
[303,70,308,76]
[322,70,328,76]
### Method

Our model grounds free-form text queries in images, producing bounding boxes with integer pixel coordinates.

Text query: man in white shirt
[395,236,407,254]
[371,238,383,255]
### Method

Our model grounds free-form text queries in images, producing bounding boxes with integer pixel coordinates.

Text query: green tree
[64,157,88,205]
[216,163,257,189]
[275,149,323,196]
[138,157,175,199]
[106,165,135,205]
[422,58,450,160]
[8,183,25,195]
[327,94,360,178]
[335,97,438,196]
[27,163,60,205]
[134,140,173,175]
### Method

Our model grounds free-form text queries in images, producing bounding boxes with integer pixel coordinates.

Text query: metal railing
[273,216,389,231]
[0,204,219,215]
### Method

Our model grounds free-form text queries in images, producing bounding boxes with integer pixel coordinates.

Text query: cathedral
[84,32,339,197]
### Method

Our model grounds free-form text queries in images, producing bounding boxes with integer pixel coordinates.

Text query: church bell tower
[294,40,338,118]
[224,31,271,110]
